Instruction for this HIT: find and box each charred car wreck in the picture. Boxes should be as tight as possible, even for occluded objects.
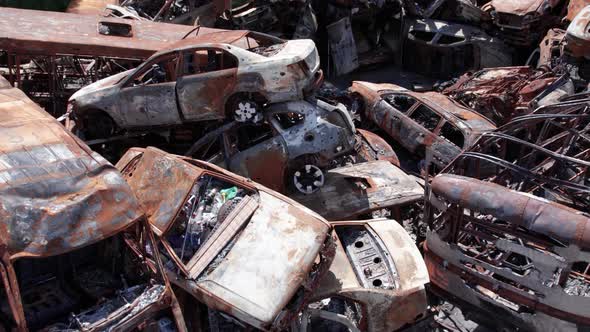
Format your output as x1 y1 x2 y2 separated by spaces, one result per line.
0 76 186 331
424 99 590 331
116 147 336 330
350 81 496 170
66 30 321 142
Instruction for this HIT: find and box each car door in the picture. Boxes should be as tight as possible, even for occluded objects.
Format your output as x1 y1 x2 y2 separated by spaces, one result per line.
373 93 418 144
176 47 239 123
431 120 464 167
222 122 289 192
403 103 442 154
118 52 182 128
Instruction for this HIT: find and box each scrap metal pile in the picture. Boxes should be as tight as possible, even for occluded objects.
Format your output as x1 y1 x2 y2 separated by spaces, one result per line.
0 0 589 331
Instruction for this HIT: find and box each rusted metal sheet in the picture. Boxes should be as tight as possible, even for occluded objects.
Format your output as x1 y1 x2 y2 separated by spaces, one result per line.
66 0 119 15
301 219 429 332
485 0 567 46
0 74 141 259
291 161 423 220
567 0 590 21
441 66 568 125
117 147 335 330
0 7 221 59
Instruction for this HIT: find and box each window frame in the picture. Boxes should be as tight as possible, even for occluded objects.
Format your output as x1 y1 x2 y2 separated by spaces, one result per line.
407 102 443 132
122 51 181 88
178 46 239 78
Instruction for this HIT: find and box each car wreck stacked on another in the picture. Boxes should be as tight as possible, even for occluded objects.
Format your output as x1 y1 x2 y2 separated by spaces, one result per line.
115 147 430 331
65 30 322 142
0 75 187 331
423 98 590 330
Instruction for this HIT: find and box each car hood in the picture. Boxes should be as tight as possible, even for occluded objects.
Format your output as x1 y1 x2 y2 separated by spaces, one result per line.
196 189 330 327
70 69 132 101
490 0 543 15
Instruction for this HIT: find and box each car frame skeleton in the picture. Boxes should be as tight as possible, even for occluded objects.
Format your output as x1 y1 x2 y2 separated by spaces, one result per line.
116 147 336 330
0 76 186 331
423 98 590 331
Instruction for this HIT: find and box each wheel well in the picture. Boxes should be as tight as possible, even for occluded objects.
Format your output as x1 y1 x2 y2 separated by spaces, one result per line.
80 109 118 138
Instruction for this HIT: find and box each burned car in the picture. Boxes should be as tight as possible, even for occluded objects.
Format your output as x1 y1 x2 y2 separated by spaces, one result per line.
423 100 590 330
483 0 568 46
116 147 335 330
184 98 419 221
350 81 496 170
0 76 186 331
403 17 512 78
424 175 590 331
299 218 430 332
66 30 322 140
186 99 397 192
441 66 573 125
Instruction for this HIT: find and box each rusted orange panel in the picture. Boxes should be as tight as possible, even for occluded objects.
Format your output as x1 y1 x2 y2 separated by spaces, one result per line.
0 75 142 259
0 7 223 59
66 0 118 15
567 0 590 21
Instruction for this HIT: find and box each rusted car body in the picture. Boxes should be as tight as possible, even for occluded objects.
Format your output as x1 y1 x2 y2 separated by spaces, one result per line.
423 98 590 330
188 99 395 191
424 175 590 331
116 147 335 330
66 30 321 140
441 66 573 125
299 218 429 332
483 0 567 46
403 17 512 78
185 98 415 220
0 76 186 331
350 81 496 170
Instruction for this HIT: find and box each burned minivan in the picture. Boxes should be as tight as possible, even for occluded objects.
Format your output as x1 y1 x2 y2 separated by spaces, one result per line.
0 76 185 331
116 147 335 330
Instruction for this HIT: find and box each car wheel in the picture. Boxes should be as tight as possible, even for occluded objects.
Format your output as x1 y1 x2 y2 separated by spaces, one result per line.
232 100 262 123
293 164 325 195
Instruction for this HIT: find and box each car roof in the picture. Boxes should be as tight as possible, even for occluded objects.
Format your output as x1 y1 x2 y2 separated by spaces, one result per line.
417 91 497 132
0 76 142 260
